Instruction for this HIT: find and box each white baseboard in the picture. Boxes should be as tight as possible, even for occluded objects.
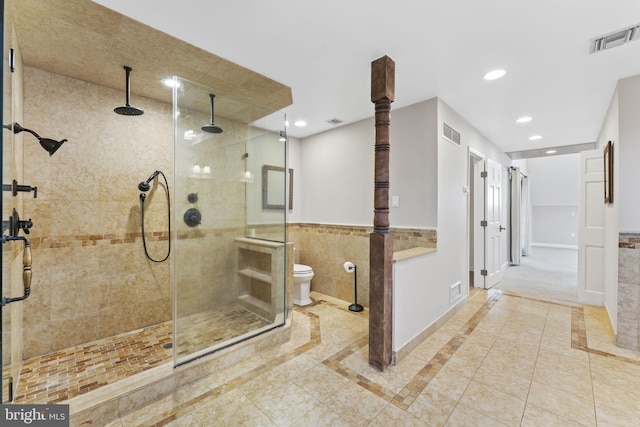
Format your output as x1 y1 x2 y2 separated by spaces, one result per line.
531 242 578 250
579 289 603 306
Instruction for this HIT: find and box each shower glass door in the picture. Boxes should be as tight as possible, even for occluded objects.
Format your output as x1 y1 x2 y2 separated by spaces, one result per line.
2 0 15 403
173 77 287 365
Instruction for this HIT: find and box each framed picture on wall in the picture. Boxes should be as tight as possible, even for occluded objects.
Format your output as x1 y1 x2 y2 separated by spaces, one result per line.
262 165 294 210
604 140 613 204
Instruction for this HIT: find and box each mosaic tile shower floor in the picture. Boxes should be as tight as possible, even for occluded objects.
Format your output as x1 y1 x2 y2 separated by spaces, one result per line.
12 304 270 404
104 290 640 426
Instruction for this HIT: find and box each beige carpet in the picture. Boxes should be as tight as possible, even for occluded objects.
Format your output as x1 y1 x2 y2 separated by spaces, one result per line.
494 246 579 303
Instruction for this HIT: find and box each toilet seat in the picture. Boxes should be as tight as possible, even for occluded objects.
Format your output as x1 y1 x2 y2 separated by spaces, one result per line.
294 264 313 274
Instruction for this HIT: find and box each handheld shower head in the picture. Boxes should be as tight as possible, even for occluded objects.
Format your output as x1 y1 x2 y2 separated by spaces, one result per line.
138 171 160 192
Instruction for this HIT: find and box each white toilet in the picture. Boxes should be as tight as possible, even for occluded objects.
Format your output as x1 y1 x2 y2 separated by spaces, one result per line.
293 264 314 306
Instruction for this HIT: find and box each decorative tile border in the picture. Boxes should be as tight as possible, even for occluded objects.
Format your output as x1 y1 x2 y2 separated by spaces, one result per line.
27 228 249 249
290 222 437 248
571 306 640 366
28 232 166 249
619 232 640 249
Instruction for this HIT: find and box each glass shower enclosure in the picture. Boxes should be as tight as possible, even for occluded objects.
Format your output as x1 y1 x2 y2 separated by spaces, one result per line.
172 77 287 365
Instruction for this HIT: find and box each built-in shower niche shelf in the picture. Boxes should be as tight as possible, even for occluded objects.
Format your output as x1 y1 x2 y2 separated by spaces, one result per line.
235 237 285 323
237 294 272 320
238 268 271 283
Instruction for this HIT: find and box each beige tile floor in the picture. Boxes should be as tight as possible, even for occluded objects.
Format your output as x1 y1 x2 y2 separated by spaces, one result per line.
104 290 640 426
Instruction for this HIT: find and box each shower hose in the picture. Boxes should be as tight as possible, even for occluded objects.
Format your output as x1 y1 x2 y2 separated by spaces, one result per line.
140 170 171 263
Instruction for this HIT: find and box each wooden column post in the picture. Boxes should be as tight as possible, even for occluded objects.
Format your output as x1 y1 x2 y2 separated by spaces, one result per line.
369 55 394 371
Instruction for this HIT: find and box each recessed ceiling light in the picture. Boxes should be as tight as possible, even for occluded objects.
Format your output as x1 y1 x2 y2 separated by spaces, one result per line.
516 116 532 123
545 150 557 154
529 135 542 140
162 78 180 88
294 120 307 127
483 69 506 81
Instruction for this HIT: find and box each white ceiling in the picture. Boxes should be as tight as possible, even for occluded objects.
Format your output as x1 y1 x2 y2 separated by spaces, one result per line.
93 0 640 154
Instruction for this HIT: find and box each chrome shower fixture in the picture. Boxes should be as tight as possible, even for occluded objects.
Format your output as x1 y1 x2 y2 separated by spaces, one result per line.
8 122 67 156
114 66 144 116
201 93 223 134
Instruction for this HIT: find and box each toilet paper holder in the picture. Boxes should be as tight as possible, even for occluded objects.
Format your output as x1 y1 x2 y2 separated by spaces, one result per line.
343 261 363 312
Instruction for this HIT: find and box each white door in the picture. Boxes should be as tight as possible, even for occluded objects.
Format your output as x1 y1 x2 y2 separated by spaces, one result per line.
578 149 605 305
472 157 485 288
483 159 504 288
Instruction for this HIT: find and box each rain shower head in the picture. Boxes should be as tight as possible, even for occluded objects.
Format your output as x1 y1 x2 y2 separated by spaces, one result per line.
201 93 223 134
114 66 144 116
202 123 223 134
11 123 67 156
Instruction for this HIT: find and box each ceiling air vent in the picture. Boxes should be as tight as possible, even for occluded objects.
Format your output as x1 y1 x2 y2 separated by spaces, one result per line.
443 122 461 146
326 118 343 125
590 24 640 54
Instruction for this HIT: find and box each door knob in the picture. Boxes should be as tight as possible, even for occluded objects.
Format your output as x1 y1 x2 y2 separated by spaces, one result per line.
499 226 506 231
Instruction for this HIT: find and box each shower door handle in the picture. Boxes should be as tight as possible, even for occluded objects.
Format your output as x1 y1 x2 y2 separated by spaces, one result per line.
1 236 32 306
23 240 32 289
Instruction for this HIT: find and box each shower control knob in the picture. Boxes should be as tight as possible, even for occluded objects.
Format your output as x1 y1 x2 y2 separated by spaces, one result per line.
6 180 38 198
18 218 33 234
183 208 201 228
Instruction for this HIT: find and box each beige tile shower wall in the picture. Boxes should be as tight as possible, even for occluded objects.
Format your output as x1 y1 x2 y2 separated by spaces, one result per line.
21 66 175 357
289 223 436 307
175 228 244 317
21 67 254 357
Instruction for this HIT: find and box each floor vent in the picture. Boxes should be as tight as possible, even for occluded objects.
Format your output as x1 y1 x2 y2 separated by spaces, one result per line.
443 122 461 146
450 281 462 303
590 24 640 54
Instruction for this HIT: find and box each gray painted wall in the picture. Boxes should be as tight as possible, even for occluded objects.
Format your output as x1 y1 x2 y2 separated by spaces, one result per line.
527 154 579 246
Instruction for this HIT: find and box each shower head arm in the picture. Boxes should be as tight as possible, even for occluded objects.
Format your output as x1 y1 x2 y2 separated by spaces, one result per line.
124 66 132 107
10 123 67 156
209 94 215 124
12 123 41 140
145 170 160 184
